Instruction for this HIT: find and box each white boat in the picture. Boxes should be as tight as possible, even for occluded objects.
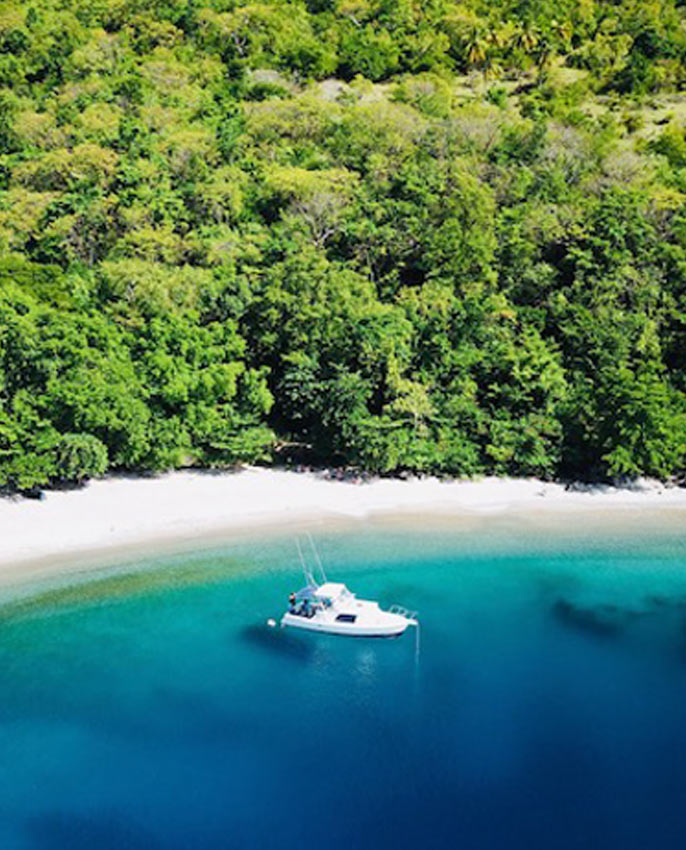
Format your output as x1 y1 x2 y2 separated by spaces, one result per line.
280 538 418 638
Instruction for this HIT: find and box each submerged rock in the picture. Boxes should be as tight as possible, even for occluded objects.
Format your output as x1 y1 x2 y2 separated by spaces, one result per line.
645 595 686 611
552 599 626 638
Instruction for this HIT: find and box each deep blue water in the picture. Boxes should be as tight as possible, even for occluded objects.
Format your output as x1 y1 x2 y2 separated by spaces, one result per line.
2 519 686 849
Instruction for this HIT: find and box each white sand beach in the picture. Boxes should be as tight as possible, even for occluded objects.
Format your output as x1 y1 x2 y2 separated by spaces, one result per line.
1 467 686 586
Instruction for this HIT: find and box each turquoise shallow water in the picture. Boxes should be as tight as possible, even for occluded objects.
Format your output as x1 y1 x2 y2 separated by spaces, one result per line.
1 517 686 849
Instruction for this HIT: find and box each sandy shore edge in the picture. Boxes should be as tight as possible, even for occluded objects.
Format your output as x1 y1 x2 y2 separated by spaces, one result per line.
1 467 685 588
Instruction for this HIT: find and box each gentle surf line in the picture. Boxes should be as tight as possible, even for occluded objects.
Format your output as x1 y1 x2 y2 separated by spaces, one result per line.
1 467 685 588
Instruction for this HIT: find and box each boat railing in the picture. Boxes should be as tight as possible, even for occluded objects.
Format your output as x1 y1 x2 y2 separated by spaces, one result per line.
389 604 418 622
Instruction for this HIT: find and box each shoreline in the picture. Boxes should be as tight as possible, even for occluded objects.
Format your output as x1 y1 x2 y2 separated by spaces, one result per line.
1 467 686 591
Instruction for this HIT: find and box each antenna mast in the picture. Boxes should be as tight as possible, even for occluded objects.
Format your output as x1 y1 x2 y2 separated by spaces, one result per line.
296 537 317 588
307 532 328 585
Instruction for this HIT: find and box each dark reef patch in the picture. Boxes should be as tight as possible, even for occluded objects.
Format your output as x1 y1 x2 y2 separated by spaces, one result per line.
552 599 630 638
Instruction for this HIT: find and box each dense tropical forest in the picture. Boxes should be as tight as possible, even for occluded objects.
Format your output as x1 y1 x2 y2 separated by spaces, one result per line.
2 0 686 490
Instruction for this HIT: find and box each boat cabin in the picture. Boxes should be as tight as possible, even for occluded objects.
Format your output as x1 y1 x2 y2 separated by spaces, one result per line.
289 582 354 619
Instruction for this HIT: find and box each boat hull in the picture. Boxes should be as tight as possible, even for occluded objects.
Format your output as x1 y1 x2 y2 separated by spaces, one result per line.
281 612 411 637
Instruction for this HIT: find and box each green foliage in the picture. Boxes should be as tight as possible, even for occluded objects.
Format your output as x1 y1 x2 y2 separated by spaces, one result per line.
1 0 686 489
53 433 108 483
650 124 686 168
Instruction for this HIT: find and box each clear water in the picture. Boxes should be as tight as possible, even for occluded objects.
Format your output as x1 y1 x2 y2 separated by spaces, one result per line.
2 518 686 850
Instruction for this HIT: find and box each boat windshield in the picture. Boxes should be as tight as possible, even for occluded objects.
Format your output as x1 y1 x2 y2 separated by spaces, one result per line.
314 582 350 602
288 587 324 619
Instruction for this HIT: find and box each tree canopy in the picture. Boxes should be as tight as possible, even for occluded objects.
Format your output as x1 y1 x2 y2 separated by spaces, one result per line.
2 0 686 488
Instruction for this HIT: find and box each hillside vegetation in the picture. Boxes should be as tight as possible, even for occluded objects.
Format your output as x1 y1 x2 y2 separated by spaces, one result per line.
2 0 686 489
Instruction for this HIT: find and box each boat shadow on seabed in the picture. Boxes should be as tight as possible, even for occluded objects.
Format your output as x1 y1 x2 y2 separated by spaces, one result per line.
239 623 314 663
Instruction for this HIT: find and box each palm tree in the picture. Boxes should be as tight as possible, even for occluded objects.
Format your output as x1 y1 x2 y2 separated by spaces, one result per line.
550 19 572 56
515 23 540 54
463 26 489 68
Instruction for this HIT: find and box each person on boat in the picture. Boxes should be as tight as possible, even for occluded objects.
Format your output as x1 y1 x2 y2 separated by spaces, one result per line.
288 592 296 612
